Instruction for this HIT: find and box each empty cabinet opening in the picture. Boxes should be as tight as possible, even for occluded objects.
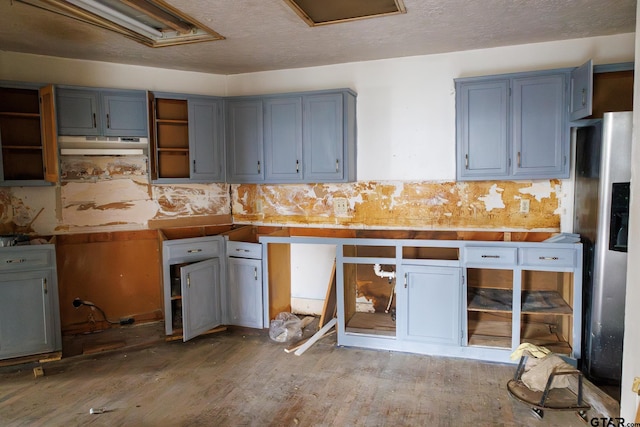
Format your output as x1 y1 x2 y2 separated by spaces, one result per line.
343 244 395 258
520 270 573 355
343 262 396 337
466 268 513 348
402 246 459 261
169 263 187 331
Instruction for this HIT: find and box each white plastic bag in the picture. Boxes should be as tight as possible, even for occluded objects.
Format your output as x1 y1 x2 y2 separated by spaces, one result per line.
269 312 303 342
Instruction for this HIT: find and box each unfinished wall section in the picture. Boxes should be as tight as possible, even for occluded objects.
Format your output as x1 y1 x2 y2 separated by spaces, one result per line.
0 156 231 236
232 180 564 231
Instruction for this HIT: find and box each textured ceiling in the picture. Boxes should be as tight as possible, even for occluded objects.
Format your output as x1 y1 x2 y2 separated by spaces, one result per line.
0 0 636 75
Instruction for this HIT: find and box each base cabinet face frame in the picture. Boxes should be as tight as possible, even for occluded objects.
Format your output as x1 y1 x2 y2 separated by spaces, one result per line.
0 245 61 361
162 236 225 341
324 239 582 364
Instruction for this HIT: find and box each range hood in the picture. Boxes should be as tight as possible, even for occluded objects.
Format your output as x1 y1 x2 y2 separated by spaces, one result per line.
58 136 148 155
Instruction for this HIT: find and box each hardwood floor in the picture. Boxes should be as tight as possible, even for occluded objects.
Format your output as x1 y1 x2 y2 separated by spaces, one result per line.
0 323 588 426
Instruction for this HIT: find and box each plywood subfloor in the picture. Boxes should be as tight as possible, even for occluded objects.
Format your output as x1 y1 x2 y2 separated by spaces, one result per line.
0 326 587 426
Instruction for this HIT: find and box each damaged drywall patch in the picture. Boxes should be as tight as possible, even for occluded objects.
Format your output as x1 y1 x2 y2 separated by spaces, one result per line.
62 180 157 227
478 184 506 211
232 180 562 230
152 183 230 218
60 155 148 181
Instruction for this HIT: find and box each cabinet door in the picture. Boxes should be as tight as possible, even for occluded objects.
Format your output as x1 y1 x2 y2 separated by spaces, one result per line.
570 59 593 121
0 270 56 359
264 97 303 182
102 91 148 137
189 98 224 182
227 257 263 328
303 93 344 182
39 85 58 183
456 80 510 180
226 99 264 183
512 73 568 178
56 88 100 136
403 265 461 345
180 258 221 341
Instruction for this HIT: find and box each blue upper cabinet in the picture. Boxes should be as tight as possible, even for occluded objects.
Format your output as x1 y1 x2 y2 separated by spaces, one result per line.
456 80 509 179
56 88 101 136
226 89 357 184
455 70 570 181
225 99 264 183
264 96 303 182
102 91 148 137
189 97 224 182
570 60 593 121
512 74 567 178
56 87 147 137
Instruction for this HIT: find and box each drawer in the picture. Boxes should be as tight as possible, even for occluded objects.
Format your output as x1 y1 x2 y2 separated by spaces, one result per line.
465 247 517 266
0 249 52 271
166 239 221 261
519 248 575 268
227 241 262 259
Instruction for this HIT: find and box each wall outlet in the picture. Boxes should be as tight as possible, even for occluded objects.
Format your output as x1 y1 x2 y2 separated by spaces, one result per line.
334 198 348 215
520 199 530 214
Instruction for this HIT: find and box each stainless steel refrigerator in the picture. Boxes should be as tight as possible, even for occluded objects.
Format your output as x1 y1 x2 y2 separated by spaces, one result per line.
573 111 632 385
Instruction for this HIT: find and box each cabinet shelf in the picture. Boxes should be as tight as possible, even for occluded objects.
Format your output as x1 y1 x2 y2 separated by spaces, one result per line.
468 288 572 315
2 145 43 150
157 147 189 153
0 112 40 118
156 119 188 124
468 287 512 312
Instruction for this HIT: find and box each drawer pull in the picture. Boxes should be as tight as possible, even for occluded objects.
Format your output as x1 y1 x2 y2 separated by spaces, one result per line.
538 256 559 261
5 258 26 264
187 249 202 254
481 255 501 259
235 248 250 253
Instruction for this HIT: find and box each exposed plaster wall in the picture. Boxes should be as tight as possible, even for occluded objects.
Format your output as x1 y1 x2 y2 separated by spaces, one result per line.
232 180 564 231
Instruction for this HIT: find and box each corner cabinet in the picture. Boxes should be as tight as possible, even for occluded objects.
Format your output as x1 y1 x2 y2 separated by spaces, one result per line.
0 244 61 360
226 89 357 184
149 93 224 183
456 70 570 181
0 82 58 185
162 236 224 341
56 86 147 137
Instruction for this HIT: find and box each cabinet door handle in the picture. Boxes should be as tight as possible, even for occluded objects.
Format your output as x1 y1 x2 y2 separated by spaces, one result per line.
465 154 469 169
193 159 196 173
254 267 258 280
581 88 586 106
335 159 339 172
43 278 48 294
257 161 261 174
481 255 501 259
187 274 191 288
296 159 299 173
187 249 202 253
5 258 26 264
517 152 521 167
92 113 97 128
106 113 110 129
538 256 559 261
